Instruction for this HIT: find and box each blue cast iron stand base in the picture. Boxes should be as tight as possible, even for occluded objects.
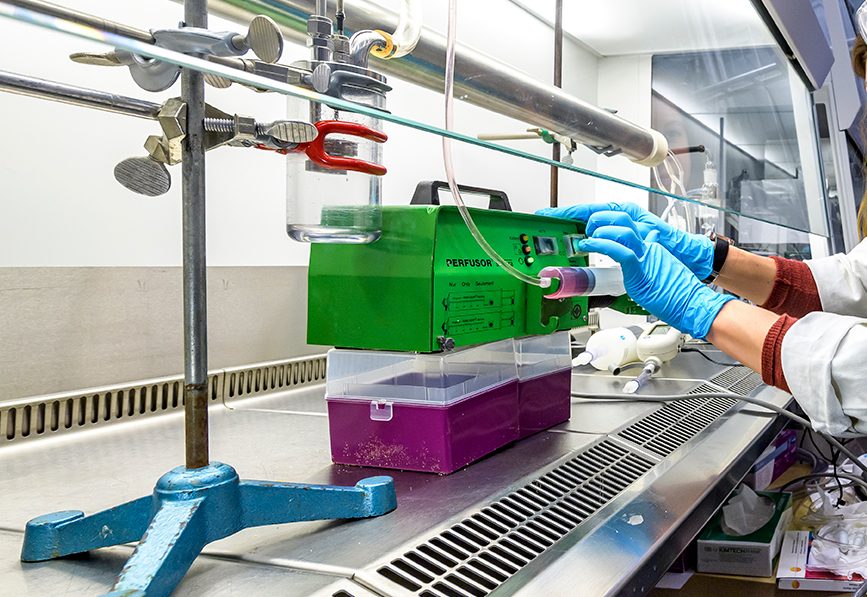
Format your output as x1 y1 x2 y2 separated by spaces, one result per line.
21 462 396 597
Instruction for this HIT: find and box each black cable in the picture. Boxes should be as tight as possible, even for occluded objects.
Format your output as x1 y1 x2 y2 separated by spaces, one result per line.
807 427 836 463
680 347 739 366
831 445 845 506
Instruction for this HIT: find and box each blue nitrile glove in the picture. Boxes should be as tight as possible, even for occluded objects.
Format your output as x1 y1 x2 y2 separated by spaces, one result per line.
578 226 736 339
537 202 714 279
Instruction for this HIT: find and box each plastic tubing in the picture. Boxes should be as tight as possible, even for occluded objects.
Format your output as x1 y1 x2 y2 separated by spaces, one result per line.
443 0 542 287
540 266 625 298
372 0 422 58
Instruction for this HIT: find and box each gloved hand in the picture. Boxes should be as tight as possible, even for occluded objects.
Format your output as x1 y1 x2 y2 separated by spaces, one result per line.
537 202 714 279
578 226 736 339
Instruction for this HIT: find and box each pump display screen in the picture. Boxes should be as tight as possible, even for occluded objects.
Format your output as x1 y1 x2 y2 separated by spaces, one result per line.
650 324 671 335
533 236 558 255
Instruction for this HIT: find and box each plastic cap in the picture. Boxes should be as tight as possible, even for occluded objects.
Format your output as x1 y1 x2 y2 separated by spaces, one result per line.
630 128 669 168
623 380 639 394
573 350 594 366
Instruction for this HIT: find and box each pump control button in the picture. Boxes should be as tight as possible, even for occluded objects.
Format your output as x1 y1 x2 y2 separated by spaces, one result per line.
522 245 532 255
520 234 529 243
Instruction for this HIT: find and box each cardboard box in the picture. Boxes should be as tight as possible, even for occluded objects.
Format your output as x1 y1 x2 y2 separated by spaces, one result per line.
777 530 865 591
744 430 797 491
698 491 793 577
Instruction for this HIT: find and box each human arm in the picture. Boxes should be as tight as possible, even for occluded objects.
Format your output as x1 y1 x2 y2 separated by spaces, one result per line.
704 300 778 373
713 247 775 305
576 226 736 339
806 237 867 317
538 202 715 278
539 201 822 316
707 298 867 436
581 225 867 435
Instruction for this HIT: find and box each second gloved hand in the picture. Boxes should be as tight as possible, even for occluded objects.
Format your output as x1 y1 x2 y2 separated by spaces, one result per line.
578 226 736 339
538 202 714 279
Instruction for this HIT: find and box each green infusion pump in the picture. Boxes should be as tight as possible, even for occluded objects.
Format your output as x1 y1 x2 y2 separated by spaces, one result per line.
307 186 642 353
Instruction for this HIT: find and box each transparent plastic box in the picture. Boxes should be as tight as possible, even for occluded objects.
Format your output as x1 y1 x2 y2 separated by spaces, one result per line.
325 339 519 474
515 331 572 380
326 339 517 406
514 331 572 438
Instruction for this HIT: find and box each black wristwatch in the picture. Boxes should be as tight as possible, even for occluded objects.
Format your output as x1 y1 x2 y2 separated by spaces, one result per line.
701 231 734 284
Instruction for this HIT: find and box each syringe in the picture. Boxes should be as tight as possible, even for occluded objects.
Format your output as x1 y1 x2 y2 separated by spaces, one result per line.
539 266 625 299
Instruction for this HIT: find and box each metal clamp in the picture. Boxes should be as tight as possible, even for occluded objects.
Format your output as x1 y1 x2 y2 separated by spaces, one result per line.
63 7 285 92
115 96 318 196
275 120 387 176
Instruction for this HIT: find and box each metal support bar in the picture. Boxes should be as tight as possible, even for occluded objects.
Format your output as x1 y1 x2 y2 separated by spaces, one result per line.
0 69 161 119
550 0 563 208
4 0 154 42
182 0 210 471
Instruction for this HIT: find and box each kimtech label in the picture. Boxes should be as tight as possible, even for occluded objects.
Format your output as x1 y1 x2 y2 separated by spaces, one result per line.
445 258 494 267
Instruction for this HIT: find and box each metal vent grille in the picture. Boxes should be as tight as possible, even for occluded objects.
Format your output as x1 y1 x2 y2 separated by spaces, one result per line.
617 366 760 458
726 371 764 397
223 357 326 401
617 396 735 457
0 355 327 447
708 366 758 394
375 440 655 596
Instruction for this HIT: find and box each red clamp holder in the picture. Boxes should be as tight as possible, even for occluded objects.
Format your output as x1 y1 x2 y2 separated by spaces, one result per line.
260 120 388 176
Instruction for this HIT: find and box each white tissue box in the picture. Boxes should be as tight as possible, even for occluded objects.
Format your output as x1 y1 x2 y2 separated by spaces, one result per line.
697 491 793 577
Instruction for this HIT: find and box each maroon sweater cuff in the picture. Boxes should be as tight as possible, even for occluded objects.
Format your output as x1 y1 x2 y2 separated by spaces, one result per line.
761 314 798 393
759 256 822 317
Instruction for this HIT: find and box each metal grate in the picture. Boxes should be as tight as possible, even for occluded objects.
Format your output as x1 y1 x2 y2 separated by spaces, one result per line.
374 440 656 596
727 372 764 397
708 367 758 393
0 354 327 447
617 366 761 458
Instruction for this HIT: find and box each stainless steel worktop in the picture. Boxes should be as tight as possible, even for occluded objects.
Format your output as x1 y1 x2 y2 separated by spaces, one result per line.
0 349 790 597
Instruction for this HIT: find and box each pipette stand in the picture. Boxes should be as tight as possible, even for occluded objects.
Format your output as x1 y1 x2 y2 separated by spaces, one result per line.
19 1 397 595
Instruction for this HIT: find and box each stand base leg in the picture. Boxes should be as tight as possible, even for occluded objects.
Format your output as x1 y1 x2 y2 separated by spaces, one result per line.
21 496 151 562
104 499 206 597
22 462 397 597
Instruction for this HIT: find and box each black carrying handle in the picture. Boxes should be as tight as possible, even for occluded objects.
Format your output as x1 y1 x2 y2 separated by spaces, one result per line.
410 180 512 212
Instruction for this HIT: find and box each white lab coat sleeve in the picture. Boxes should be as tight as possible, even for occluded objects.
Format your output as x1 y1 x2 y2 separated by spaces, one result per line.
781 312 867 435
807 238 867 317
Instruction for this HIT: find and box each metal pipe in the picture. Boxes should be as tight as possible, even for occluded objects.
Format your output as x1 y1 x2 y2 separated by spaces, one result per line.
0 69 161 119
182 0 210 470
3 0 153 42
204 0 667 166
349 29 387 67
718 117 726 201
550 0 563 208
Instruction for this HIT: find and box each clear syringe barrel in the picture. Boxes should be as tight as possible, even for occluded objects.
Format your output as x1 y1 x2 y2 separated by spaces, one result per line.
540 267 625 299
